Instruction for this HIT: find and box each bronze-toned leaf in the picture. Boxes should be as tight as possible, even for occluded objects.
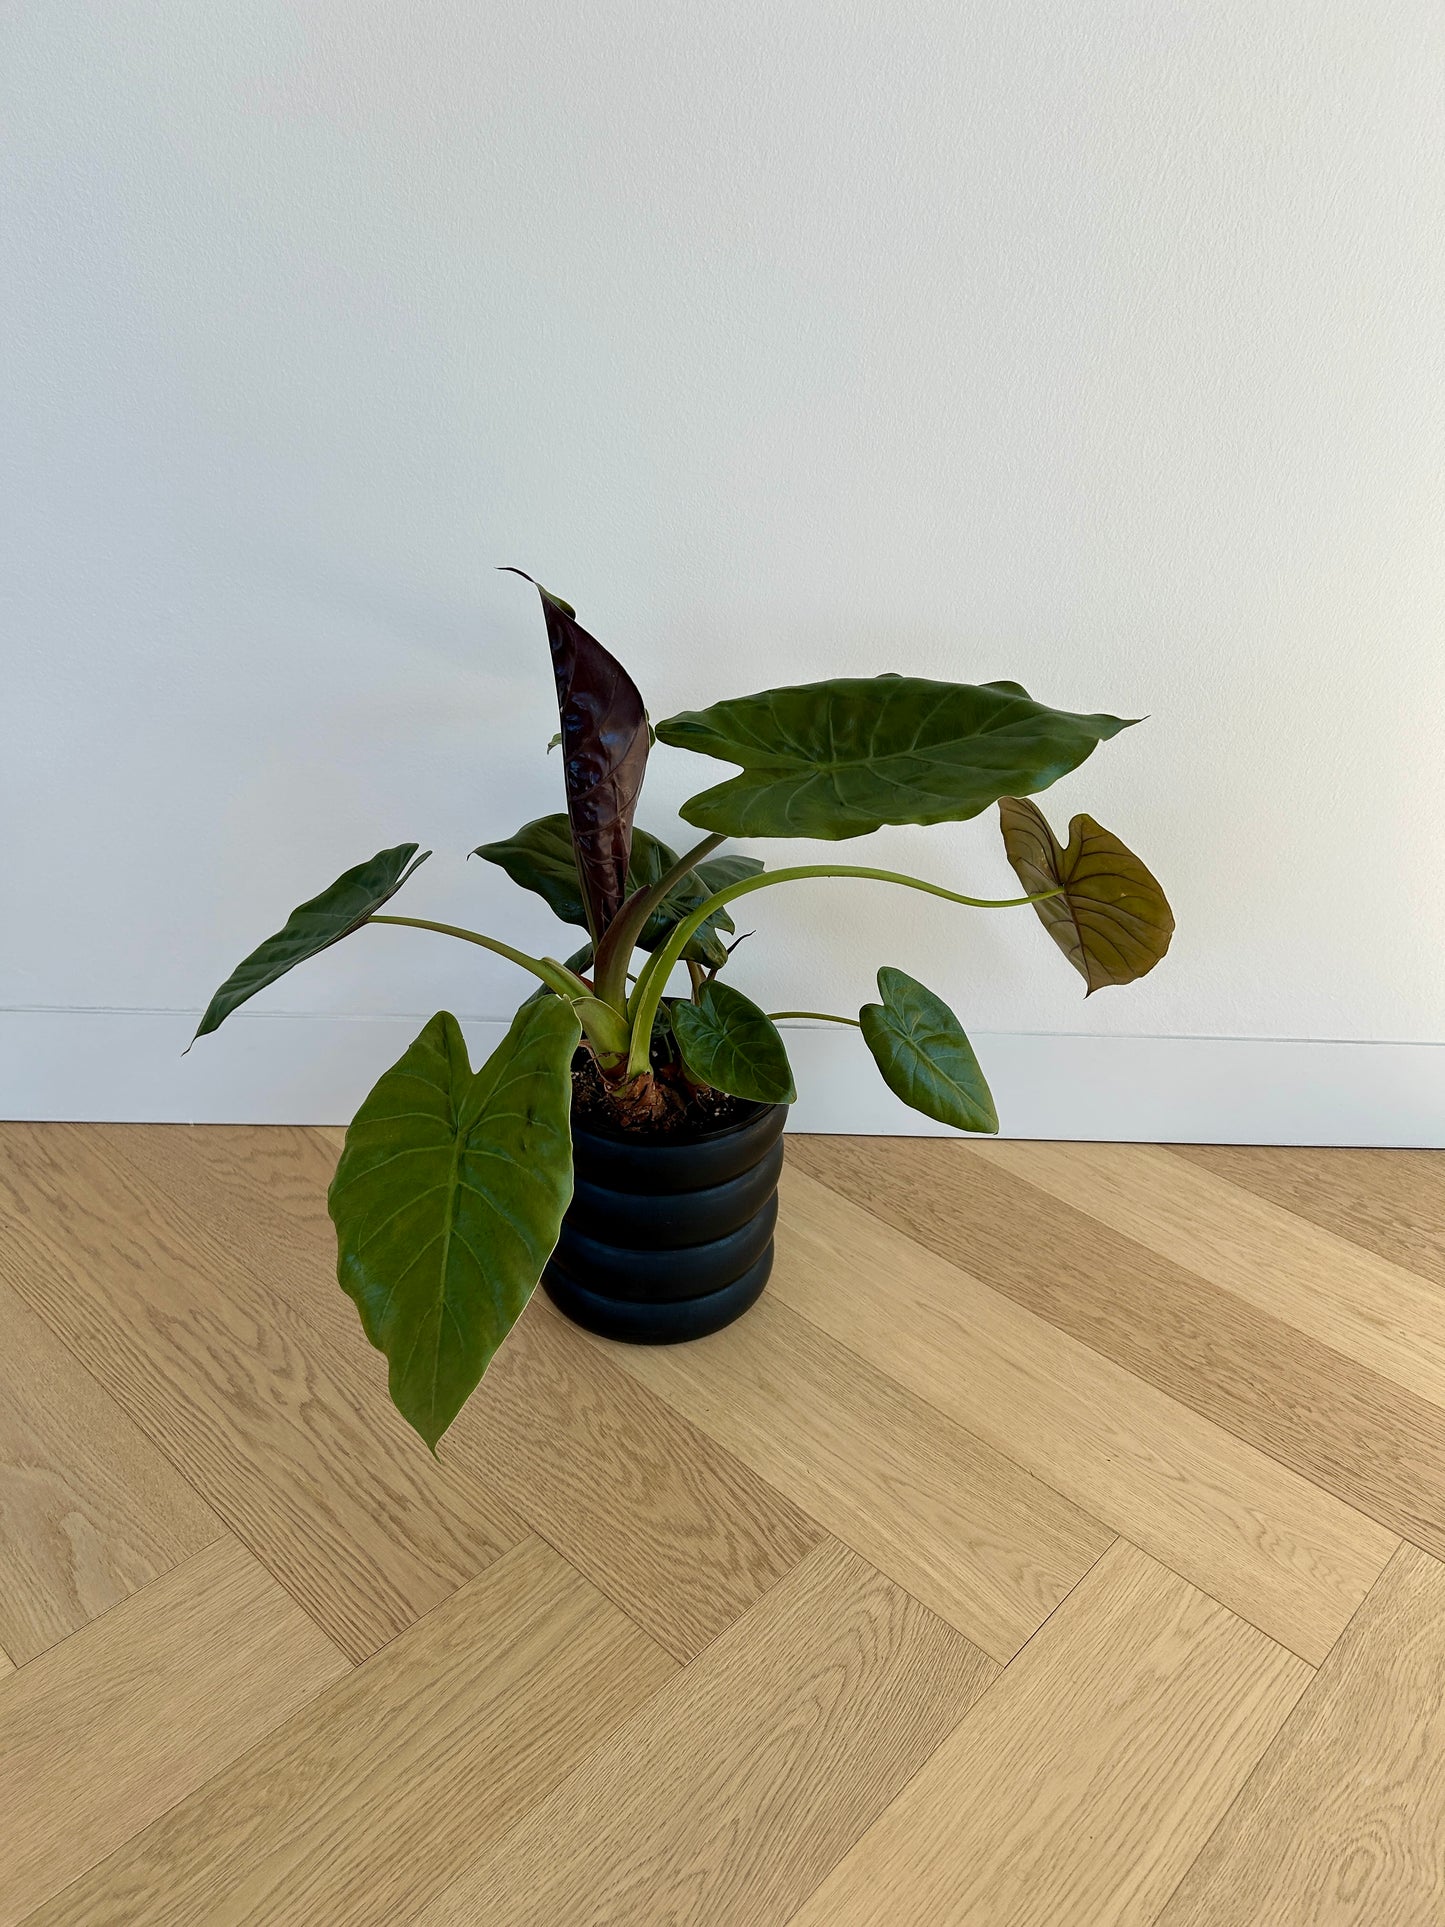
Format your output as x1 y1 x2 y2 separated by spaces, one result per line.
504 569 650 940
998 796 1173 994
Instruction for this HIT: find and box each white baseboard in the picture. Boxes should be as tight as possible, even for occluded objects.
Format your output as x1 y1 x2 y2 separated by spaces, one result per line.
3 1007 1443 1145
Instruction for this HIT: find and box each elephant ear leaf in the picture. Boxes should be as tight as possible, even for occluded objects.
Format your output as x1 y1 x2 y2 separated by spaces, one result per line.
671 981 796 1104
328 998 581 1450
192 843 429 1043
504 569 650 941
860 967 997 1133
997 796 1174 993
656 675 1134 840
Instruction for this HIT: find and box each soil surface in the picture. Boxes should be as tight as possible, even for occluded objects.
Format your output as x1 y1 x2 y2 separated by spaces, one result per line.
570 1050 753 1139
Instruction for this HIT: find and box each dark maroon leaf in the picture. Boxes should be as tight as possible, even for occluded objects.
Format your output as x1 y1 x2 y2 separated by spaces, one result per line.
502 569 650 940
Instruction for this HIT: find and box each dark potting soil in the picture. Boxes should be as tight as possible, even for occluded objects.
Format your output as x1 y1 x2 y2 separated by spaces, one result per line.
570 1050 754 1141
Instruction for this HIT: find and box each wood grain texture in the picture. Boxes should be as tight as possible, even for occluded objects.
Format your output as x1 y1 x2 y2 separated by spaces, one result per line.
0 1121 527 1661
790 1539 1311 1927
116 1123 820 1663
0 1276 219 1665
415 1538 998 1927
1175 1141 1445 1290
605 1290 1113 1662
0 1535 348 1926
771 1164 1395 1664
977 1137 1445 1406
1160 1543 1445 1926
30 1536 675 1927
450 1299 823 1661
793 1135 1445 1565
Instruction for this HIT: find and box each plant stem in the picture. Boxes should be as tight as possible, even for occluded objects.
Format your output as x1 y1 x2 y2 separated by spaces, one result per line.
686 960 706 1002
370 915 591 1000
591 832 727 1009
624 865 1060 1078
767 1010 862 1026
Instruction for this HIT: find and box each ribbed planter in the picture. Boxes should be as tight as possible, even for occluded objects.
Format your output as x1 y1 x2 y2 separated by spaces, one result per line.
542 1099 788 1343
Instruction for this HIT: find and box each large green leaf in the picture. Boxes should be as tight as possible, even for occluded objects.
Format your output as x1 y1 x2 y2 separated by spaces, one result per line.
671 981 796 1104
192 843 429 1042
997 796 1174 994
328 1000 581 1450
656 676 1135 840
474 816 758 967
859 967 998 1133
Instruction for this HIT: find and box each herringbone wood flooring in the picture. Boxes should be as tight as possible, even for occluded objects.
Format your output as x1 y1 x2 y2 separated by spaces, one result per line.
4 1123 1445 1923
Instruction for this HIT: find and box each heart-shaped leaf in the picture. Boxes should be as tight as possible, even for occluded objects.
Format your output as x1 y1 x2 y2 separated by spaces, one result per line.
860 967 998 1133
506 571 650 939
671 981 796 1104
656 676 1135 840
329 999 581 1450
474 816 758 968
192 843 429 1043
997 796 1174 994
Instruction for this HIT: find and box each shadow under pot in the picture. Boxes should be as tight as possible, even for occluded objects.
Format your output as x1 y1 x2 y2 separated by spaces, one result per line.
543 1099 788 1344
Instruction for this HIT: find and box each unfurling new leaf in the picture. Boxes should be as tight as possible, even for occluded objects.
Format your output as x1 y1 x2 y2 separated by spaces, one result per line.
328 1000 581 1450
997 796 1174 994
506 570 650 939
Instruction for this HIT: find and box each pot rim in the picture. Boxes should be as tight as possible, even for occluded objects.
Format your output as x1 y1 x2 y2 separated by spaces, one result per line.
569 1094 787 1153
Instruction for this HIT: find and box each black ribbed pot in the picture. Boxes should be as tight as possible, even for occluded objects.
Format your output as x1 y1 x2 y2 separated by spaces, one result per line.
543 1099 788 1343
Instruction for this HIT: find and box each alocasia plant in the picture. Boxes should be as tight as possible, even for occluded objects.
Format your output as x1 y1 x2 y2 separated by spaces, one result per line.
194 574 1173 1446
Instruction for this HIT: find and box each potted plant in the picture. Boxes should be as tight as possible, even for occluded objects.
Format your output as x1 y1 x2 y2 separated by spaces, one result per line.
193 572 1173 1448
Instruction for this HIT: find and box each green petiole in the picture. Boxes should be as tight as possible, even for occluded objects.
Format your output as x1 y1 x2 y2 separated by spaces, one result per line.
624 866 1061 1078
370 915 592 1001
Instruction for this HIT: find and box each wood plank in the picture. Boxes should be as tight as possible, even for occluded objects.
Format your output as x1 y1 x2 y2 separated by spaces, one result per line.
1160 1543 1445 1925
976 1137 1445 1406
0 1276 220 1664
605 1290 1113 1663
0 1121 526 1662
121 1122 823 1664
790 1539 1310 1927
414 1538 998 1927
450 1300 824 1662
0 1535 348 1926
792 1136 1445 1567
1174 1141 1445 1290
113 1122 823 1663
114 1122 824 1663
770 1164 1395 1664
28 1535 676 1927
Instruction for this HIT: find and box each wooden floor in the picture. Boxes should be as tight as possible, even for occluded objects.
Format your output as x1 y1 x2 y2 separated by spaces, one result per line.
4 1127 1445 1923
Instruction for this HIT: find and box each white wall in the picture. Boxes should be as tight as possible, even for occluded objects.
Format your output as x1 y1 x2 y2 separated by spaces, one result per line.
5 3 1445 1137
